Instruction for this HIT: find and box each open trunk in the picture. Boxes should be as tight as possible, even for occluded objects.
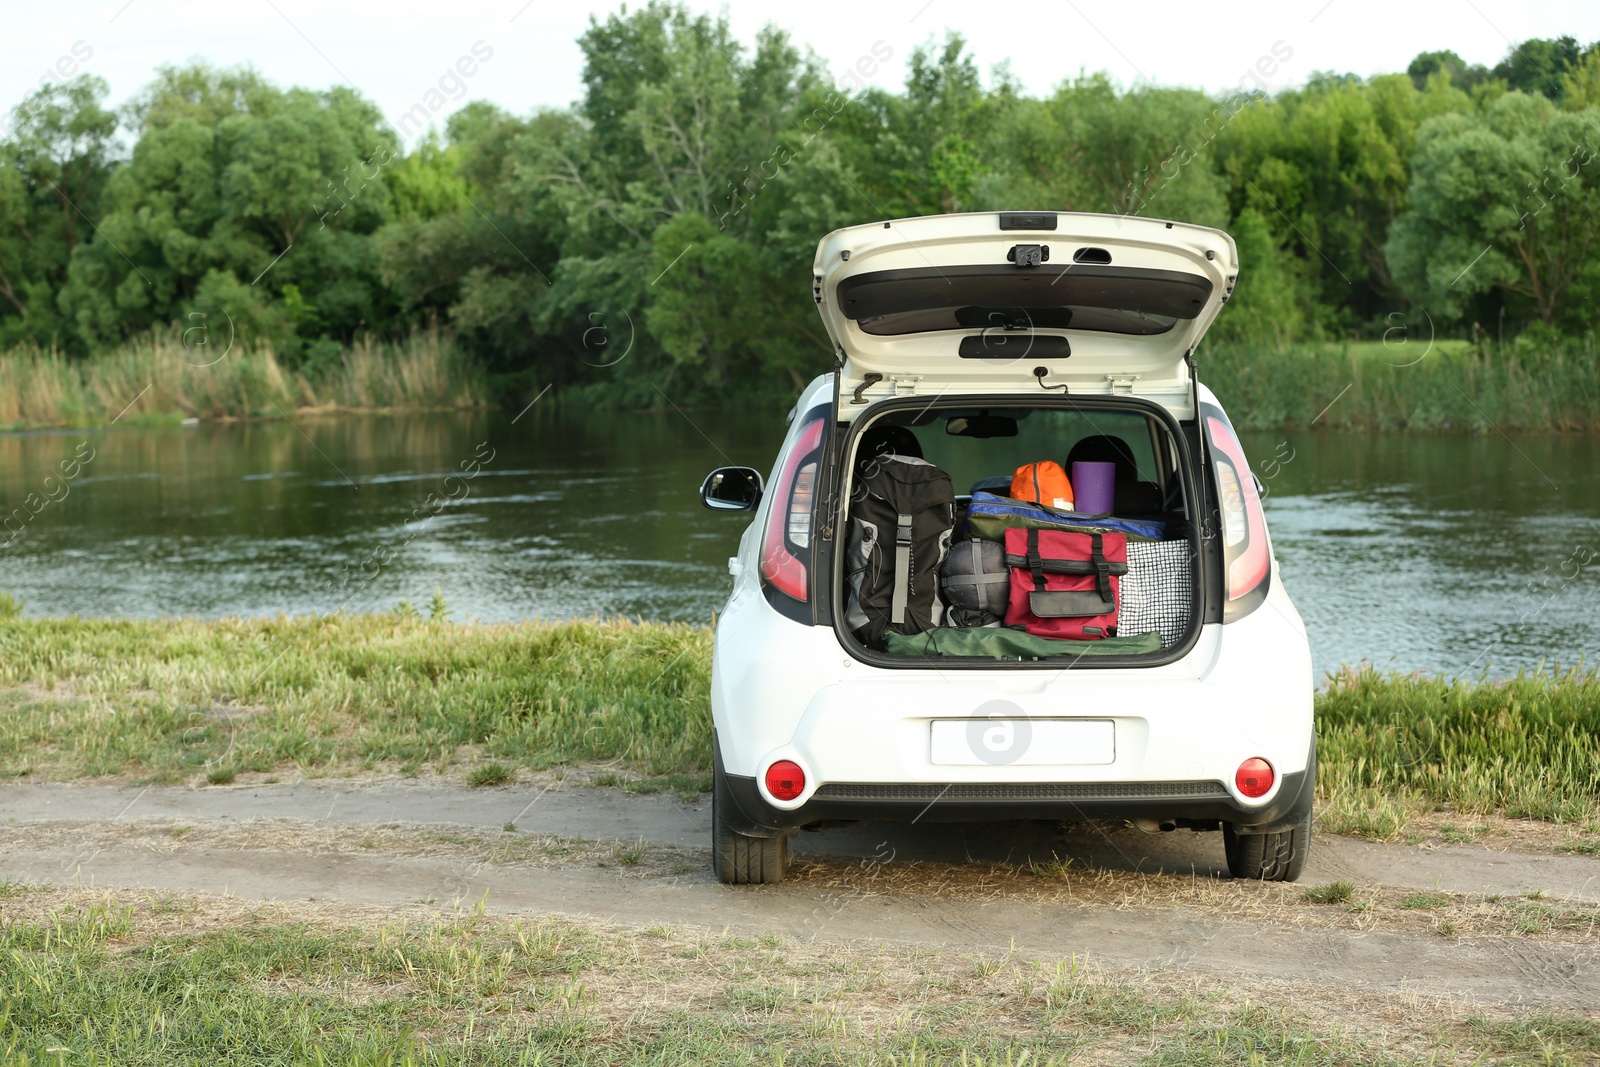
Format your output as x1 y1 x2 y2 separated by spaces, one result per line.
830 394 1206 668
812 211 1238 668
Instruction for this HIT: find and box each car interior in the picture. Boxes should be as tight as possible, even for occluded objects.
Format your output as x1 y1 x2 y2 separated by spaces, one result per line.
835 402 1203 663
852 405 1191 537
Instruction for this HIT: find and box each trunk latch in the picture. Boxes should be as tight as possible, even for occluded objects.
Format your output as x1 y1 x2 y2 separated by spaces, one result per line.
1007 244 1048 267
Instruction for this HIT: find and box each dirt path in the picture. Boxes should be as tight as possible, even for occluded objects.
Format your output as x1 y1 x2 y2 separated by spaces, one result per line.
3 781 1597 1013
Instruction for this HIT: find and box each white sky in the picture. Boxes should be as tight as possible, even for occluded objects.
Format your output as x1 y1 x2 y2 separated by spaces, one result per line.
6 0 1600 146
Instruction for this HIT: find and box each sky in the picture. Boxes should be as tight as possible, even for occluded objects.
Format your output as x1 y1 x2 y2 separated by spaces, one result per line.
6 0 1600 146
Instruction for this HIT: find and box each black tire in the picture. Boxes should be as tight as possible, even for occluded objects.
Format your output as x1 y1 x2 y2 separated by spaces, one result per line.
1224 812 1311 882
711 767 788 884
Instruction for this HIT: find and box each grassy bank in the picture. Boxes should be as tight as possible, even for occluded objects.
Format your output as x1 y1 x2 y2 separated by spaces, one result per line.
6 332 1600 433
2 885 1594 1066
2 614 1597 838
0 328 487 429
1317 666 1600 838
1203 338 1600 431
0 613 711 791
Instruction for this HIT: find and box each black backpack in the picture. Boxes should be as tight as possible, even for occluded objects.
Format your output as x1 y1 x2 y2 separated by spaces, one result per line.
844 455 955 646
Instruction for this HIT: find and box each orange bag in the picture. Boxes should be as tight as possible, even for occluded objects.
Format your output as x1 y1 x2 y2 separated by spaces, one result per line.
1010 461 1074 511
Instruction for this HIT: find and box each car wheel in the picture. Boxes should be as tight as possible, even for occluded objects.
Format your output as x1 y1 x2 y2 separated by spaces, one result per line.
1223 812 1311 882
712 766 789 884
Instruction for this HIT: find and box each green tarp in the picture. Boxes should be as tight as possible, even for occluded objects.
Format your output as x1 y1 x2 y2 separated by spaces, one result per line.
883 627 1162 660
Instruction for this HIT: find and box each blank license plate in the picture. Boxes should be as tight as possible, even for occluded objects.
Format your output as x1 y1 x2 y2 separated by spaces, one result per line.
929 719 1115 767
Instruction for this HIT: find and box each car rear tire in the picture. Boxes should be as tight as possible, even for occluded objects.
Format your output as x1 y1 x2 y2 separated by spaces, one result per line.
712 767 789 884
1224 812 1311 882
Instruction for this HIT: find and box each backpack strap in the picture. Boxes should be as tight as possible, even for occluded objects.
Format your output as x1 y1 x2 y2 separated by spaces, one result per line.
1027 528 1046 592
1089 532 1113 603
891 512 913 624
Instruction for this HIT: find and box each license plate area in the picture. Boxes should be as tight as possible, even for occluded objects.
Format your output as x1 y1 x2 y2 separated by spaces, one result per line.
929 719 1116 767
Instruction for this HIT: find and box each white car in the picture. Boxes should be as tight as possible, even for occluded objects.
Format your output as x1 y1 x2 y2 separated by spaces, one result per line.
700 211 1314 884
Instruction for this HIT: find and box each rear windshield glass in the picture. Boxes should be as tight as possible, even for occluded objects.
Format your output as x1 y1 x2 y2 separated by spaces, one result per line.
874 407 1166 499
838 265 1210 337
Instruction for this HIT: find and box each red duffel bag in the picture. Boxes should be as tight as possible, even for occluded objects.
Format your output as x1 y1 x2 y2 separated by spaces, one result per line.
1002 526 1128 640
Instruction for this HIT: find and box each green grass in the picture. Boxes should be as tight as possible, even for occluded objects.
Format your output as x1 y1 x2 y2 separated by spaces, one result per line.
1202 337 1600 431
1300 881 1355 905
1 616 1597 842
1316 667 1600 837
467 762 515 788
4 888 1589 1066
1464 1013 1600 1066
0 326 486 429
0 614 711 786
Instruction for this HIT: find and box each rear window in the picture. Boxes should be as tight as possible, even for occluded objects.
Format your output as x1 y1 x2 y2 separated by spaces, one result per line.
837 265 1211 337
892 408 1163 497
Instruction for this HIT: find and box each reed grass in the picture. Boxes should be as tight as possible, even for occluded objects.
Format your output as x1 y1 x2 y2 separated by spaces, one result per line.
1202 337 1600 431
0 327 486 429
1 613 1596 841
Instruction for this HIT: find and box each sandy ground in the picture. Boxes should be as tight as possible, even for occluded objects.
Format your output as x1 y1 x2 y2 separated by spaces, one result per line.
2 780 1596 1014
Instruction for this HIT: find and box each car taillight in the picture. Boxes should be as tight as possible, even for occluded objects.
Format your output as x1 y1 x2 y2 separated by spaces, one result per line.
1203 410 1271 621
1236 757 1274 798
761 415 825 603
764 760 806 801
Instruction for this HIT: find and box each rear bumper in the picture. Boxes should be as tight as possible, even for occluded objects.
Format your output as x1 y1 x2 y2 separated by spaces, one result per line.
723 740 1315 835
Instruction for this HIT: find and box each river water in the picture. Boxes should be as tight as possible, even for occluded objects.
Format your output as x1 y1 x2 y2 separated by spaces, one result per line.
2 409 1596 682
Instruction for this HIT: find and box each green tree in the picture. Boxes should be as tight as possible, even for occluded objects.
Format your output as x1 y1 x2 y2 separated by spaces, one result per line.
378 2 830 394
1386 92 1600 328
1207 207 1319 346
1406 50 1490 94
58 69 397 358
1213 71 1472 333
1492 36 1583 98
0 75 118 349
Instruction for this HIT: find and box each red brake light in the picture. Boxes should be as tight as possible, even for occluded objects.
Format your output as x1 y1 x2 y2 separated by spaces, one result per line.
1236 758 1274 798
764 760 806 801
1204 413 1271 620
760 416 825 603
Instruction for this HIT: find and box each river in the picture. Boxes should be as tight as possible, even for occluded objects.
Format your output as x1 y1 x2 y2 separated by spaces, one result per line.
2 409 1596 683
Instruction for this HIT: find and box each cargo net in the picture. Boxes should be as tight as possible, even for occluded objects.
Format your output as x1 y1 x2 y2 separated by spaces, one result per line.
1120 541 1193 649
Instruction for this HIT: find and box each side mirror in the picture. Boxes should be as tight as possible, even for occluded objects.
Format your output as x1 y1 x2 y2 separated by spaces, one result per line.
700 466 764 511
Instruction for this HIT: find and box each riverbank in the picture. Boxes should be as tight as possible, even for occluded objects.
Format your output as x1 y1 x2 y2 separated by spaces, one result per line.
6 333 1600 432
1 613 1595 841
0 329 487 429
1204 338 1600 431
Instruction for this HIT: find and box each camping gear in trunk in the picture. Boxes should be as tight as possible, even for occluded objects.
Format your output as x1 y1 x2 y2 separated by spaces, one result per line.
938 538 1009 627
1070 461 1117 515
884 627 1159 659
1120 540 1194 648
844 455 955 646
1002 526 1128 639
966 492 1165 542
1010 461 1074 510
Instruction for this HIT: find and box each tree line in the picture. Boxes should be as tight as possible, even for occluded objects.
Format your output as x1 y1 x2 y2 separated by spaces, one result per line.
6 3 1600 404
